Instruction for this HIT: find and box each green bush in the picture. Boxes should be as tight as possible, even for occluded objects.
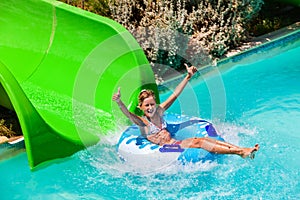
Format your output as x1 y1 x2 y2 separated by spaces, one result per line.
60 0 111 17
61 0 264 72
109 0 263 73
246 0 300 37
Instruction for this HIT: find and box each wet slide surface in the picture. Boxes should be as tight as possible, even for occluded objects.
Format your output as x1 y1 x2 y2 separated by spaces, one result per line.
0 0 158 169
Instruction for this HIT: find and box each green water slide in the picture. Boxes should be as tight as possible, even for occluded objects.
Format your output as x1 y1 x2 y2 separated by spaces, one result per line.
0 0 158 170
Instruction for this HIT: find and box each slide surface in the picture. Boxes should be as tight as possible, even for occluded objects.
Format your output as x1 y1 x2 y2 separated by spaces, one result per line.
0 0 158 169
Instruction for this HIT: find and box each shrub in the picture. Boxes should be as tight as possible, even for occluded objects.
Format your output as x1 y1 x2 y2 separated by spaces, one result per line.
60 0 264 73
60 0 111 17
246 0 300 37
109 0 263 73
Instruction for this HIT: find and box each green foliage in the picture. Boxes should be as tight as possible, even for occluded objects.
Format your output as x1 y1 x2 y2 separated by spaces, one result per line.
60 0 111 17
246 0 300 36
109 0 263 72
61 0 264 72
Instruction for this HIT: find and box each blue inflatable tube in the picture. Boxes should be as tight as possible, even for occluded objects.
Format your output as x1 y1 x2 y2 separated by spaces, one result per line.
117 113 224 169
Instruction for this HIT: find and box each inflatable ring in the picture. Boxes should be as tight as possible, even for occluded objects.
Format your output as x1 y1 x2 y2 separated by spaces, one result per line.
117 113 224 168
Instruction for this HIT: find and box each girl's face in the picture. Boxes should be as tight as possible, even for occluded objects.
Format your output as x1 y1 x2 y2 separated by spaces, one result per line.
140 96 157 118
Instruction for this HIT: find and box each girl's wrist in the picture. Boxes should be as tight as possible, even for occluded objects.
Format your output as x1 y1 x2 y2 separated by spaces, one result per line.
186 74 191 80
117 101 125 108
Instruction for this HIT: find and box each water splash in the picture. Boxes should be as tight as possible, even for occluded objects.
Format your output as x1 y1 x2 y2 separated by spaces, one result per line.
74 118 258 178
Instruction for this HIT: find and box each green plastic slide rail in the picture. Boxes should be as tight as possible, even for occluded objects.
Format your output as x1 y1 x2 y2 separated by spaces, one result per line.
0 0 158 170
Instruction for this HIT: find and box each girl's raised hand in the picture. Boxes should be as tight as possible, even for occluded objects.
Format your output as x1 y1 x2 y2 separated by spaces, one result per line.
112 87 121 102
184 63 198 79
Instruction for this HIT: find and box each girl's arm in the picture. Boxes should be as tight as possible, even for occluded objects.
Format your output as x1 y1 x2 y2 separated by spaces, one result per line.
112 87 146 126
160 64 197 110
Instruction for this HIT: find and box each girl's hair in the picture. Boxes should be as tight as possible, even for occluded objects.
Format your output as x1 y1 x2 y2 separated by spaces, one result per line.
138 89 155 107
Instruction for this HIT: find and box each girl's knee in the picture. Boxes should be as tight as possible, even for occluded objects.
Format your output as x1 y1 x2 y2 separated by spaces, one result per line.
191 137 204 147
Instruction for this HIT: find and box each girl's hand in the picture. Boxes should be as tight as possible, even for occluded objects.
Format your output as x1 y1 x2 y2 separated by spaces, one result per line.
184 63 197 79
112 87 121 102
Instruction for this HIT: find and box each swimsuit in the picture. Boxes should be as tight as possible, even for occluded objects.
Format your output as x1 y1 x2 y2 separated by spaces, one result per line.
173 140 182 145
144 117 167 135
143 117 183 146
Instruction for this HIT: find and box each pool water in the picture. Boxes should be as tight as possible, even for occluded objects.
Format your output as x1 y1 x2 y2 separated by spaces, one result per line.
1 33 300 199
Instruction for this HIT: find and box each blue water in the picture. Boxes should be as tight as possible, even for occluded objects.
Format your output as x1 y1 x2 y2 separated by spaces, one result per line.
1 34 300 199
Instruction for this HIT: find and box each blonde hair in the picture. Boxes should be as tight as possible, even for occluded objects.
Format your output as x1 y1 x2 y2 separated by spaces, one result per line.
138 89 156 107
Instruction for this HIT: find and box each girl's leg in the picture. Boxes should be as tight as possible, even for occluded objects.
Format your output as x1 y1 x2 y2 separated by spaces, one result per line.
204 137 241 149
180 137 259 158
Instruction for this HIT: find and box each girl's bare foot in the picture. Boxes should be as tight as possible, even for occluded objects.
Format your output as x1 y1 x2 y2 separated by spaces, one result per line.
241 144 260 159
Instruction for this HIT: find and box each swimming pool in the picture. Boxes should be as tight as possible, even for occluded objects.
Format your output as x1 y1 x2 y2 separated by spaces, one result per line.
1 30 300 199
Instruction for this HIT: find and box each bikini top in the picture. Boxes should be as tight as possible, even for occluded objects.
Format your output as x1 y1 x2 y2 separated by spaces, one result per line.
143 116 167 135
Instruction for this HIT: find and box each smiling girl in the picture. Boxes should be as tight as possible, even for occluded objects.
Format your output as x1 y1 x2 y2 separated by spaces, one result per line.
112 64 259 159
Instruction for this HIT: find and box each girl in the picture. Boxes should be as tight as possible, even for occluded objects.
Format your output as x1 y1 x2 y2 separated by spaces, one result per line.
112 64 259 159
